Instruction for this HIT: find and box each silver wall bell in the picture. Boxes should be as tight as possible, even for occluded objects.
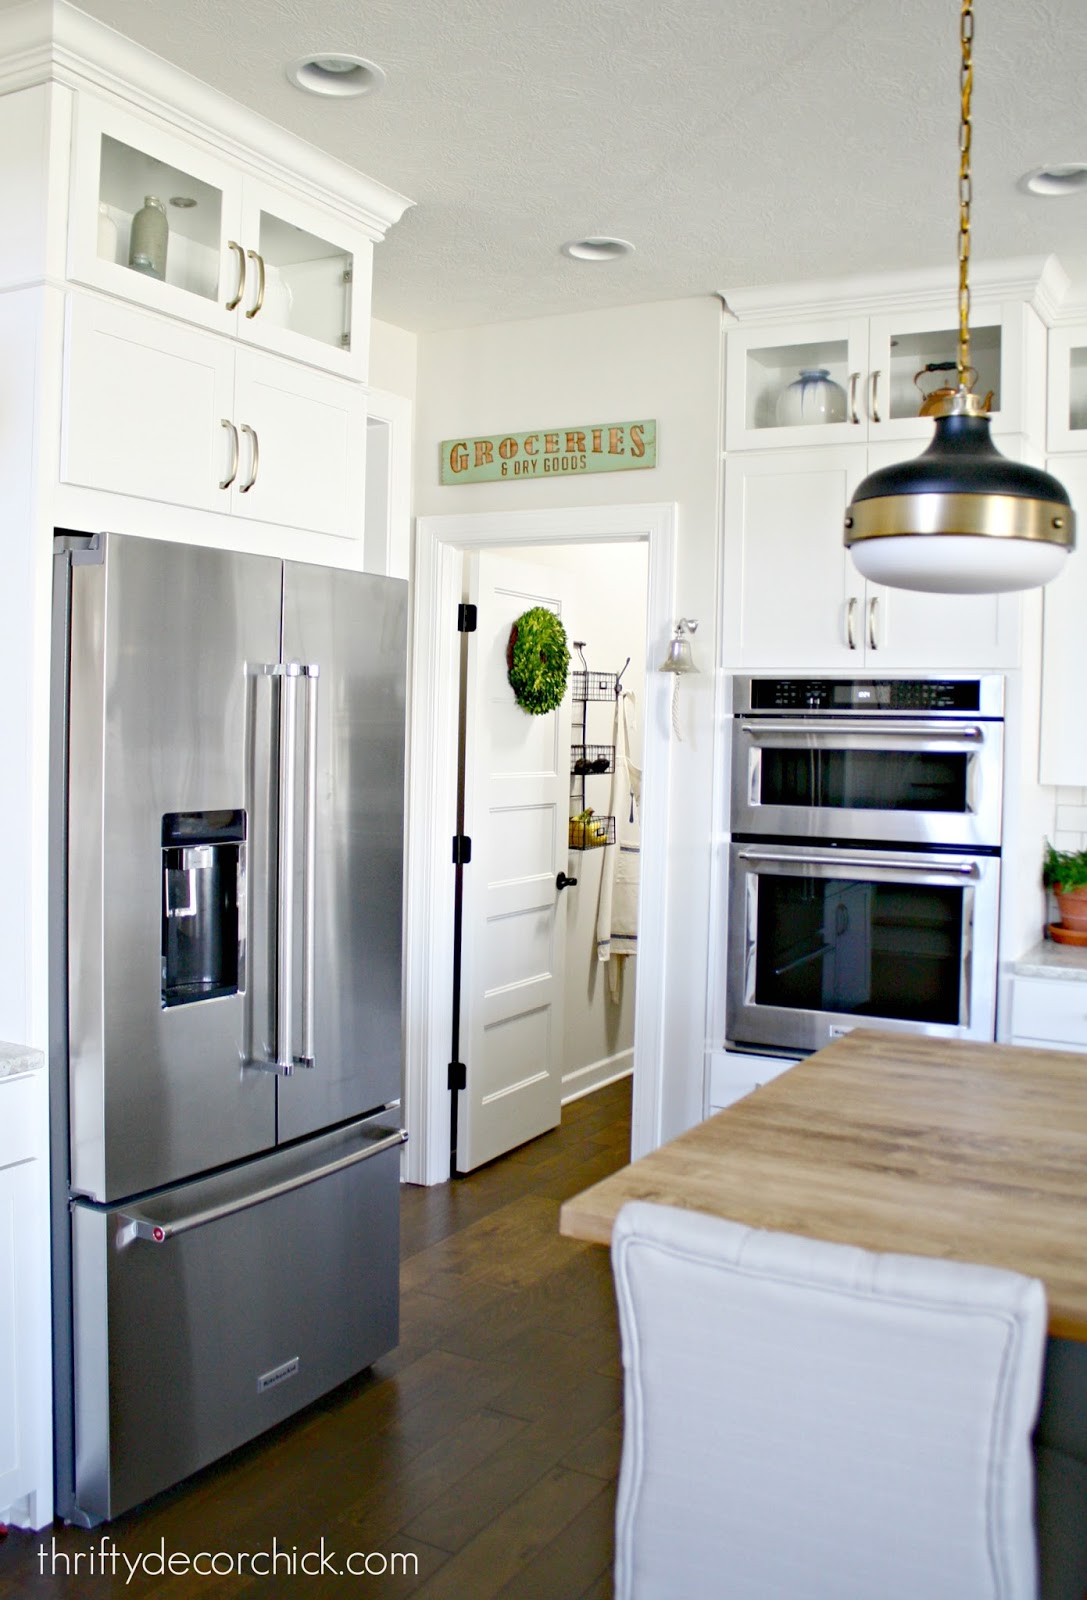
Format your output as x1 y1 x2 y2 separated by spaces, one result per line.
660 618 698 674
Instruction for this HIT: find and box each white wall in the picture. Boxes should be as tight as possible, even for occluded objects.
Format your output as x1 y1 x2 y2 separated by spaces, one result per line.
370 316 418 404
495 540 648 1098
415 296 724 1138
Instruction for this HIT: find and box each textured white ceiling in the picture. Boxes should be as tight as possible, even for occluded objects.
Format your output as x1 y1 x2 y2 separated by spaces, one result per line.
22 0 1087 330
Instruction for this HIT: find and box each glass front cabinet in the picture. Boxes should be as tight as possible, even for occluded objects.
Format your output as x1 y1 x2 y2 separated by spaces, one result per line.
1047 326 1087 452
68 97 372 379
724 301 1029 453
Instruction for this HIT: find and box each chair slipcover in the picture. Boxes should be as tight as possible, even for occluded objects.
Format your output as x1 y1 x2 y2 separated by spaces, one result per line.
611 1200 1049 1600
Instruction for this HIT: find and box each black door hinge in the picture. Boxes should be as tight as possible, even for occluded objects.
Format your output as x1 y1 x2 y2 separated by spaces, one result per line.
452 834 472 866
457 602 478 633
447 1061 467 1092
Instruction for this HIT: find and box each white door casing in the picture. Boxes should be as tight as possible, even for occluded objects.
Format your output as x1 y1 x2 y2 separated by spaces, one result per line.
455 553 573 1172
404 503 676 1187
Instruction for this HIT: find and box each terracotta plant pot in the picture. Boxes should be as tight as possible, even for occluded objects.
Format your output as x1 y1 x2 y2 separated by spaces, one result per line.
1055 885 1087 933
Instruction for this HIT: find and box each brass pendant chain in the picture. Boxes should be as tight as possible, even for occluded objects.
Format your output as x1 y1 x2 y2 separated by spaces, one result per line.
958 0 973 389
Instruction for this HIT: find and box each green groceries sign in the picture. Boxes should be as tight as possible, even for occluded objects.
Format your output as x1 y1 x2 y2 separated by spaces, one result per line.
441 420 656 485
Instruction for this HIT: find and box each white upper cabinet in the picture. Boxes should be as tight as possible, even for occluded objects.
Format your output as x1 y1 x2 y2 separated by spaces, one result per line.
1046 326 1087 453
68 97 373 379
722 262 1058 454
722 444 1022 674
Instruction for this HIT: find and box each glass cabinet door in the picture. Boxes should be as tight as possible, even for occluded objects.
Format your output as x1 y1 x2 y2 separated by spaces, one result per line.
724 318 869 451
69 98 238 336
866 306 1006 441
1047 327 1087 452
237 186 372 379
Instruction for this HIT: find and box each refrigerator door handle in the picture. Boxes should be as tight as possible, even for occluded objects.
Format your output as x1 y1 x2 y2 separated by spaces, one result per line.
297 664 320 1070
275 662 303 1073
115 1128 408 1244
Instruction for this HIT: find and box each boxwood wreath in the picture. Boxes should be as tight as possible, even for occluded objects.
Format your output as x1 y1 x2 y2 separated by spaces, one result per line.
506 607 570 715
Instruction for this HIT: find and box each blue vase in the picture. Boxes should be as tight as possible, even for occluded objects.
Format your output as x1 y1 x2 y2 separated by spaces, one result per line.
776 367 847 426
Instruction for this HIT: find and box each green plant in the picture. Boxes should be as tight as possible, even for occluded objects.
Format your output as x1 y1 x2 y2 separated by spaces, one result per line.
506 607 570 716
1043 841 1087 892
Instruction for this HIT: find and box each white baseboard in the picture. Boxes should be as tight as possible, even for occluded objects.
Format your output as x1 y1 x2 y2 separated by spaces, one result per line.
561 1049 634 1105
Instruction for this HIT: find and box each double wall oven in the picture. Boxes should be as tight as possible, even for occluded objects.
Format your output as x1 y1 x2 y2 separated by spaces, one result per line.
726 675 1004 1056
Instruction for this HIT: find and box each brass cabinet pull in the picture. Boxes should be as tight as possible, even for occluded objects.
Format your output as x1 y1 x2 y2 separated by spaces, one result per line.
219 418 239 489
868 595 879 650
846 596 858 650
848 371 861 424
224 241 245 311
869 368 882 423
238 424 259 492
245 249 266 318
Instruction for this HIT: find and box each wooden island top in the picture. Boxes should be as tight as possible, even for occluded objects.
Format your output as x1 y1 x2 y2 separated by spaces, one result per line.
560 1029 1087 1341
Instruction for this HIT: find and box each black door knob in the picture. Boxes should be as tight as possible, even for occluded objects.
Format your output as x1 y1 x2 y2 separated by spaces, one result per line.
556 871 578 891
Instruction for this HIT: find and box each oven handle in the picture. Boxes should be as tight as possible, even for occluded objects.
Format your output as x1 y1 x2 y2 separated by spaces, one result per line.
737 848 981 879
739 721 986 742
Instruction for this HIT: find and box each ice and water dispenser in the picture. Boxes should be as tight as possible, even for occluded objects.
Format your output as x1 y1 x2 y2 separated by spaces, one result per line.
161 810 246 1006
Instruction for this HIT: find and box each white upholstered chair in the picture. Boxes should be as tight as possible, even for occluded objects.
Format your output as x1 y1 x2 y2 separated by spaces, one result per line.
611 1200 1050 1600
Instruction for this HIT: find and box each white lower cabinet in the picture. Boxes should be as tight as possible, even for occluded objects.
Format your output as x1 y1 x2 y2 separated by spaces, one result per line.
61 293 366 540
721 445 1022 672
1010 977 1087 1052
708 1049 798 1113
0 1074 45 1523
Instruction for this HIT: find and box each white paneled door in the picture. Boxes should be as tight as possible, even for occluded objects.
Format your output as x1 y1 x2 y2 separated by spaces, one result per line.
455 553 574 1173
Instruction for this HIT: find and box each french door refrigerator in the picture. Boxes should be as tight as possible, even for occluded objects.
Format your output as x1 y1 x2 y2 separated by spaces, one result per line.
49 532 408 1525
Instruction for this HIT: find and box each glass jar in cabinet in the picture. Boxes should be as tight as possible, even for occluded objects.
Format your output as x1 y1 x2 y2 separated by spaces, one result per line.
68 97 371 379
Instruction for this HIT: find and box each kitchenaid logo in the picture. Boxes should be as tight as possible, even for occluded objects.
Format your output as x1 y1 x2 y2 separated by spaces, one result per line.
441 419 656 483
257 1356 300 1393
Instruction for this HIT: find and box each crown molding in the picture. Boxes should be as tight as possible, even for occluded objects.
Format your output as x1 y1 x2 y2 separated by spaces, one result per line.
719 255 1069 328
0 0 413 239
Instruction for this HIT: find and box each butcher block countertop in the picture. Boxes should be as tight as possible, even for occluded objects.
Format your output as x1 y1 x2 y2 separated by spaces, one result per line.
560 1029 1087 1342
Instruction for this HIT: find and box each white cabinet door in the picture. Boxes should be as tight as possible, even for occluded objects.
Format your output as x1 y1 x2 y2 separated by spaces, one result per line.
724 317 869 452
1047 326 1087 453
0 1158 34 1509
237 181 372 380
866 302 1018 443
69 95 240 339
721 446 866 671
230 349 366 539
61 293 235 513
1040 457 1087 786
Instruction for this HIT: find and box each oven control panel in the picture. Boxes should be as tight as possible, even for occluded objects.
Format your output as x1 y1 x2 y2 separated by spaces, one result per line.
742 676 1002 715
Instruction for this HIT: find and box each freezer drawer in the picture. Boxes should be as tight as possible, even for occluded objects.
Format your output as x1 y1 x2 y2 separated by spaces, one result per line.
68 1115 404 1524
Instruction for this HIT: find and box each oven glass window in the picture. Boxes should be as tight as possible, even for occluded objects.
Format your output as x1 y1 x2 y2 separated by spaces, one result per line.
758 749 968 813
754 876 964 1024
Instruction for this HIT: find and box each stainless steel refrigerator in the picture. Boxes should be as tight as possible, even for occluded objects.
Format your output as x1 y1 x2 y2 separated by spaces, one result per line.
49 531 408 1525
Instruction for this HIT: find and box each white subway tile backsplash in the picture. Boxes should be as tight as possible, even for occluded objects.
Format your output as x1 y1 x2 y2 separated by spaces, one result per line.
1055 805 1087 834
1052 830 1085 853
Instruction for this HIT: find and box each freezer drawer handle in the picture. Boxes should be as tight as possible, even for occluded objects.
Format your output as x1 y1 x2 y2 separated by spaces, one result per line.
116 1128 408 1244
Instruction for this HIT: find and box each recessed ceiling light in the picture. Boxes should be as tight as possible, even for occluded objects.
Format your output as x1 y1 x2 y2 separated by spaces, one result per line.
560 237 635 262
286 54 386 98
1022 163 1087 197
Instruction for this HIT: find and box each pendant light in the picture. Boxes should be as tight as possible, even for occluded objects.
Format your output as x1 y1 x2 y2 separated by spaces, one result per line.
844 1 1075 594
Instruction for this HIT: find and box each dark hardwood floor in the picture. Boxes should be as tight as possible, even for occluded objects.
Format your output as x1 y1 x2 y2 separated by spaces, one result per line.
0 1077 631 1598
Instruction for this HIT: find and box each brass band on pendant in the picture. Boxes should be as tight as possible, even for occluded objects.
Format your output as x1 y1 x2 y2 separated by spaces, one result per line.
844 492 1076 546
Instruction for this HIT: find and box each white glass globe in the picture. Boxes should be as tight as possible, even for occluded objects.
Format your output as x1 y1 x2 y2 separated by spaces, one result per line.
849 535 1070 595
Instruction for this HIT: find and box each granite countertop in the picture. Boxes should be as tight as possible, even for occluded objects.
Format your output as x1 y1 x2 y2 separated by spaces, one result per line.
1013 941 1087 981
0 1042 45 1080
